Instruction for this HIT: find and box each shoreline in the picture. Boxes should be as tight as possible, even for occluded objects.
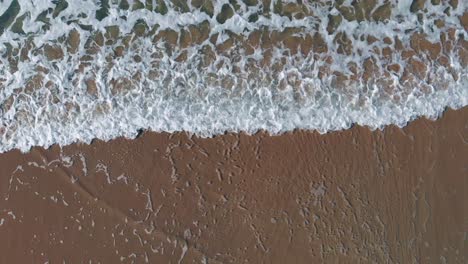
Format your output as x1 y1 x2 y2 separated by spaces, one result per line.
2 105 465 155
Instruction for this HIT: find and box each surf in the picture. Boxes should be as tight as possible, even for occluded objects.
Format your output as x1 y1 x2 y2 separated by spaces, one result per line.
0 0 466 152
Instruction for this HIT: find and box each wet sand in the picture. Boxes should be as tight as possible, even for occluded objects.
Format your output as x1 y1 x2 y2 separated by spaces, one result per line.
0 106 466 263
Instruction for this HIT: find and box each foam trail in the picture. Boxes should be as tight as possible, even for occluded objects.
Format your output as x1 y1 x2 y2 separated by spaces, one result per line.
0 0 467 153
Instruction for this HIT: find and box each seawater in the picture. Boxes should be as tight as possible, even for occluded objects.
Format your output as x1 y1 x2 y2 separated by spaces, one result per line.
0 0 467 152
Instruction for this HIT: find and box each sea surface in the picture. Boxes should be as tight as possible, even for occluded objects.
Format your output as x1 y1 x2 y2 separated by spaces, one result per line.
0 0 467 152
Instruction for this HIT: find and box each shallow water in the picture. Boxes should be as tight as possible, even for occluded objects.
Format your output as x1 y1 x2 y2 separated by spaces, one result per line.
0 0 467 152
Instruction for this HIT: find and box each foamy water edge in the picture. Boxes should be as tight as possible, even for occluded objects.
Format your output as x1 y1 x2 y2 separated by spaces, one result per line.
0 0 467 152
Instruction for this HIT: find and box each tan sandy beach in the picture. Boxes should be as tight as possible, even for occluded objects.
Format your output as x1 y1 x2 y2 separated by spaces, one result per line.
0 106 466 263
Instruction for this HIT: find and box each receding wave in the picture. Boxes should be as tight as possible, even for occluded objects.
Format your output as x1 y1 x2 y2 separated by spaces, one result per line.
0 0 467 152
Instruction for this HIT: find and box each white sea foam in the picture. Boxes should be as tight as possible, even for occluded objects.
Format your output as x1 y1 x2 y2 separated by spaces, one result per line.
0 0 467 153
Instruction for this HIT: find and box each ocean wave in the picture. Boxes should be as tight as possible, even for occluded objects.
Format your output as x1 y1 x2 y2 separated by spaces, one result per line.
0 0 467 152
